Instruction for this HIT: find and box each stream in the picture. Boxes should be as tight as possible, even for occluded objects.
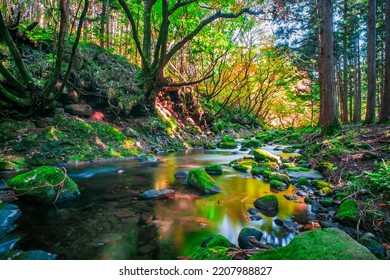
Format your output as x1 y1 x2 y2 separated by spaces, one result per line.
0 146 312 259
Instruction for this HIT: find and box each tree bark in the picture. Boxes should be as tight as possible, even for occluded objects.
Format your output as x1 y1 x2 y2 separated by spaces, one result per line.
341 0 349 123
366 0 376 123
353 32 361 122
319 0 338 132
380 0 390 122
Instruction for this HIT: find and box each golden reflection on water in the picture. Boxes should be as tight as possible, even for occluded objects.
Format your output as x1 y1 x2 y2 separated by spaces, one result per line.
152 150 308 256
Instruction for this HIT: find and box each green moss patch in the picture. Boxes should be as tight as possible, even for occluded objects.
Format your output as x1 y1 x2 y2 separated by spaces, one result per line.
286 167 311 172
250 228 376 260
253 149 280 163
270 179 288 190
313 180 331 190
269 172 290 184
241 139 262 148
335 199 360 227
187 168 221 195
190 246 234 260
0 156 27 172
205 164 223 175
7 166 80 204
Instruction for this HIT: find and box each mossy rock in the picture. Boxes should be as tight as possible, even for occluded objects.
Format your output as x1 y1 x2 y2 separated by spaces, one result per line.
241 139 262 148
253 149 280 163
0 156 27 172
317 161 337 173
262 162 279 170
202 234 235 249
297 178 310 186
357 238 386 259
205 164 222 175
254 195 278 216
319 187 332 196
7 166 80 204
321 199 333 207
238 227 263 249
270 179 288 191
249 228 377 260
286 167 311 172
304 197 315 205
221 135 235 142
269 172 290 184
251 167 270 177
262 170 272 180
138 154 158 162
335 199 359 227
204 142 217 150
217 141 237 149
282 162 296 169
313 180 331 190
187 168 221 195
190 246 234 260
232 163 252 173
282 147 295 153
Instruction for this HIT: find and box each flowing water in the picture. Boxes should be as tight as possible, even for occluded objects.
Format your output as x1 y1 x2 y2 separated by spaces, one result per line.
0 147 311 259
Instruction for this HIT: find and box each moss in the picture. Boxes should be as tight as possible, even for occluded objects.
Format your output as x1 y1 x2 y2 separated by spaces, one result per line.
221 135 235 142
254 195 279 213
269 172 290 184
241 139 262 148
187 168 220 194
263 162 279 170
251 167 270 176
7 166 80 204
233 163 252 173
322 199 333 207
357 238 385 259
203 234 234 249
319 187 332 196
190 246 234 260
204 142 217 150
335 199 359 227
217 141 237 149
304 197 315 205
317 161 337 173
253 149 279 163
282 162 296 169
270 179 287 190
250 228 376 260
205 164 222 175
286 167 311 172
262 170 272 179
313 180 331 190
335 192 348 200
282 147 295 153
0 156 27 172
297 178 310 186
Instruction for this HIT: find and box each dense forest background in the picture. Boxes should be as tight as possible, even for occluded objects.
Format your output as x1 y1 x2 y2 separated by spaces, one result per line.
0 0 389 131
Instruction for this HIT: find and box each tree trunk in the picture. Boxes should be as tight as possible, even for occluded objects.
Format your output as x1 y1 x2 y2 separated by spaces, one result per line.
366 0 377 123
341 0 349 123
353 32 361 122
319 0 338 132
100 0 106 48
380 0 390 122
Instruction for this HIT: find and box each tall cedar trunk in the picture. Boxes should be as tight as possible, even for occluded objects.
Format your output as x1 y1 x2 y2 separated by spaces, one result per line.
380 0 390 122
353 32 362 122
319 0 338 131
106 0 110 49
341 0 349 123
100 0 106 48
366 0 376 123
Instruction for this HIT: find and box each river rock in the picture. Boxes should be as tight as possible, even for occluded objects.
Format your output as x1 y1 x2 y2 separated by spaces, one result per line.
335 200 359 227
205 164 223 175
0 238 20 256
249 215 263 221
140 189 175 200
64 103 92 117
254 195 279 216
187 168 221 195
270 180 288 191
247 208 260 215
1 250 57 260
286 169 323 180
174 170 189 180
253 149 280 163
137 154 158 162
283 194 300 201
238 227 263 249
7 166 80 204
274 218 302 232
0 204 22 227
250 228 377 260
122 127 138 138
357 238 386 259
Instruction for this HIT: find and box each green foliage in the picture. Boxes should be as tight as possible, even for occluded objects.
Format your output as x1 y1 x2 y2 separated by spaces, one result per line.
366 161 390 194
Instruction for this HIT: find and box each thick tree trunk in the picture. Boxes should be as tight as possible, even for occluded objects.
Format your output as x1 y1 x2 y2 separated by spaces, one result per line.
366 0 376 123
341 0 349 123
100 0 106 48
319 0 338 132
380 0 390 122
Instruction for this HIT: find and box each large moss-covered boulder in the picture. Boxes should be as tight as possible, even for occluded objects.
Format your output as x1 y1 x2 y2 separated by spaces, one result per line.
7 166 80 204
254 195 279 216
335 200 359 227
187 168 221 195
205 164 223 175
250 228 377 260
253 149 280 163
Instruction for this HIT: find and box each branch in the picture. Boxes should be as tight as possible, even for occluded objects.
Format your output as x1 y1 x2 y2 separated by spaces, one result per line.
0 61 26 92
164 8 264 67
0 83 30 107
49 0 90 103
168 0 197 15
118 0 149 71
164 73 213 89
0 11 34 87
41 0 68 98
